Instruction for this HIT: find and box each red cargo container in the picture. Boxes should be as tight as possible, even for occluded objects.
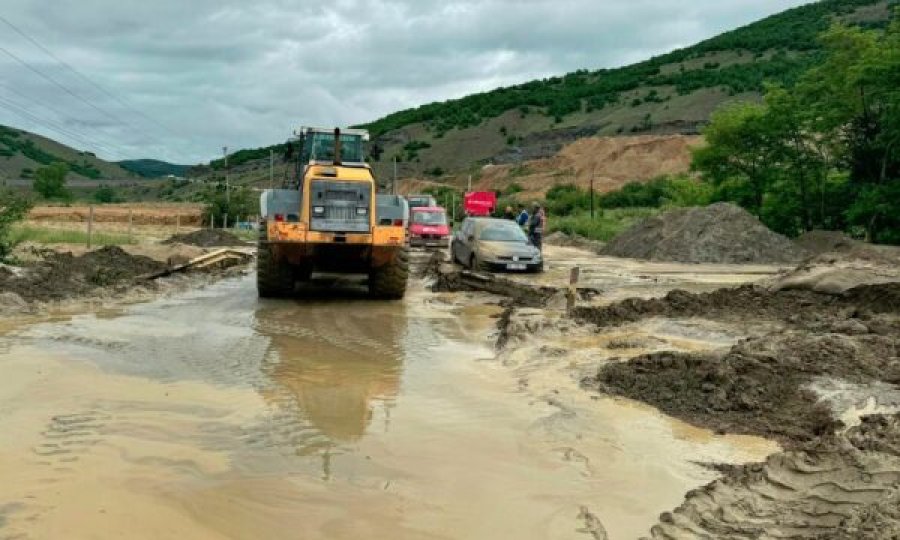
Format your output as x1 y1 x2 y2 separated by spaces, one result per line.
463 191 497 217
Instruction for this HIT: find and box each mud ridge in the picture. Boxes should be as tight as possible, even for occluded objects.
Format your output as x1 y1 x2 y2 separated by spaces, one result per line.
585 329 900 443
163 229 246 247
572 282 900 331
645 413 900 539
0 245 252 312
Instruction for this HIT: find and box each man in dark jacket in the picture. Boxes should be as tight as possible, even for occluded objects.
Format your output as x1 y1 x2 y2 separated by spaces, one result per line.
528 202 545 251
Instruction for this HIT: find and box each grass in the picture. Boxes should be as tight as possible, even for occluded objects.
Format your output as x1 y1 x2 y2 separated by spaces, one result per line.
10 224 136 246
547 207 657 242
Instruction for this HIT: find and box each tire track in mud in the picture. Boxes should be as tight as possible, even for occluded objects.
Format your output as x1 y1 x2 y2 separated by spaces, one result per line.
647 414 900 539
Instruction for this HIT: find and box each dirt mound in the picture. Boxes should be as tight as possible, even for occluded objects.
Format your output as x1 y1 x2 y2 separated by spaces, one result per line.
795 229 858 254
646 413 900 539
601 202 806 264
586 330 900 443
544 231 605 253
164 229 245 247
771 251 900 294
0 246 166 303
573 281 900 335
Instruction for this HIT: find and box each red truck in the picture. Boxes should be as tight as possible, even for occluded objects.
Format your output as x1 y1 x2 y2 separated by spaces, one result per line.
463 191 497 217
408 206 451 248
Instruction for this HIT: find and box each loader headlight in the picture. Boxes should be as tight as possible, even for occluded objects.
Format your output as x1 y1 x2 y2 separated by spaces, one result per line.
313 206 325 215
356 207 368 216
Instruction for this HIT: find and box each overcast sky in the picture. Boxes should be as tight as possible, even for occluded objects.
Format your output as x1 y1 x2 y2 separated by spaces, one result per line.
0 0 810 164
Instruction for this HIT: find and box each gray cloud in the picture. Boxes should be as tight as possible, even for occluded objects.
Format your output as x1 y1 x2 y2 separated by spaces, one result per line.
0 0 809 163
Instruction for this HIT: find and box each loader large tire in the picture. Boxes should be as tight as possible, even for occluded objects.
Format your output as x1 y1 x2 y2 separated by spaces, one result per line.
369 248 409 299
257 226 294 298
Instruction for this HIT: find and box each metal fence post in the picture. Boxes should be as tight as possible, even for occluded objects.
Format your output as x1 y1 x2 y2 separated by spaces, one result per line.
87 205 94 249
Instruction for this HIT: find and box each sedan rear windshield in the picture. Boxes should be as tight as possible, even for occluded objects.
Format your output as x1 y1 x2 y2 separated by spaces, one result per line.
412 211 447 225
479 225 528 242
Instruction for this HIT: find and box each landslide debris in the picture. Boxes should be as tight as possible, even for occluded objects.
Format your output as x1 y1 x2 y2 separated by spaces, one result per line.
164 229 246 247
645 413 900 539
571 283 900 330
586 330 900 443
601 202 806 264
0 246 166 303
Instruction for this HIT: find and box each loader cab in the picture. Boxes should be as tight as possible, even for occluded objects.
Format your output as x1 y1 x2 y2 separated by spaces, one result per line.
298 128 368 167
295 128 376 234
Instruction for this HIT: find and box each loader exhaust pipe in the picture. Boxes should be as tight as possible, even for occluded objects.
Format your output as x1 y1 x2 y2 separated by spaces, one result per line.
333 127 342 166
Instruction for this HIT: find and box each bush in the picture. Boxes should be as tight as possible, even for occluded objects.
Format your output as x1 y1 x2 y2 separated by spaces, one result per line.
201 185 257 227
0 190 33 258
599 175 712 209
94 185 118 203
548 208 658 241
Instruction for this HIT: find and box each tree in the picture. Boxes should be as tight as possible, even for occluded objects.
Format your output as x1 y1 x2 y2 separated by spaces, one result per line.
33 162 69 200
200 184 256 227
0 190 32 258
690 102 778 214
94 185 117 203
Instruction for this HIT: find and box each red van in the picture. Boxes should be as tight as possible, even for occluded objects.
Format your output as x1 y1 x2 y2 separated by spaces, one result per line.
409 207 451 248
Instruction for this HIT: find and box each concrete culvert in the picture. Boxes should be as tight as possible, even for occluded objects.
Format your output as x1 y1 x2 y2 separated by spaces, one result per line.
601 202 807 264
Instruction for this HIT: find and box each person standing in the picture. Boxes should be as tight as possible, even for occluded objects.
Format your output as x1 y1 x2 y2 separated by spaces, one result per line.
516 204 529 228
503 206 516 220
528 202 545 251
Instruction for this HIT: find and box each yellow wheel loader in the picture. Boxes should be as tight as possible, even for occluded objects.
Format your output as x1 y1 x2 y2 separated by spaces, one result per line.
257 127 408 299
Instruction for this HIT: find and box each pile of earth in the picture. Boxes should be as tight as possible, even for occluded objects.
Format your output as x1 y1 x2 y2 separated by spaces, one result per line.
794 229 859 255
646 413 900 539
572 282 900 331
586 329 900 443
164 229 246 247
601 202 806 264
577 280 900 445
543 231 605 253
0 246 167 304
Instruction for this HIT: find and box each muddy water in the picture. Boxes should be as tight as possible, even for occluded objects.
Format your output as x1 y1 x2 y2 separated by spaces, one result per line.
0 276 775 539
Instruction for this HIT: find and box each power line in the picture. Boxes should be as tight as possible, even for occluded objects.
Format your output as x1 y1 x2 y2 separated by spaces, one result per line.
0 15 182 140
0 44 134 129
0 81 137 158
0 94 129 160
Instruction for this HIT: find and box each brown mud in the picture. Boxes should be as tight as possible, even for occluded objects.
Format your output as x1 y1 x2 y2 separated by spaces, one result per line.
0 246 166 303
0 244 253 315
587 331 899 443
647 413 900 539
163 228 247 247
572 282 900 330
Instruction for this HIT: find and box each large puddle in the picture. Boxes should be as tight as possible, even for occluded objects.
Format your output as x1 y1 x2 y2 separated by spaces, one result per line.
0 275 777 539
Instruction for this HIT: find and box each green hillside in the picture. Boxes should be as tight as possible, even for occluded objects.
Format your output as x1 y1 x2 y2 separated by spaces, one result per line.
201 0 896 184
0 124 133 182
118 159 191 178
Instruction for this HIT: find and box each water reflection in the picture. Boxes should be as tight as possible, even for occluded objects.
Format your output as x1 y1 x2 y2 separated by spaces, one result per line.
253 299 405 445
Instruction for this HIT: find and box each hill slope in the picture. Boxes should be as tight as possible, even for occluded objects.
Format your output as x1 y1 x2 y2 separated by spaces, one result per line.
202 0 896 186
118 159 191 178
0 124 133 182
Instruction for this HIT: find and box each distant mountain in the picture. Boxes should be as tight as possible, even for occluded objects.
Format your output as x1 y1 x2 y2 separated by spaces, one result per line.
0 124 132 181
204 0 897 184
118 159 191 178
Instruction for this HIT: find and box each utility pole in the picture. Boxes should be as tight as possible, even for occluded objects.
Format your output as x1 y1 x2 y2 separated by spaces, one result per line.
590 166 596 220
392 155 397 195
269 149 274 189
467 174 472 192
223 146 230 204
